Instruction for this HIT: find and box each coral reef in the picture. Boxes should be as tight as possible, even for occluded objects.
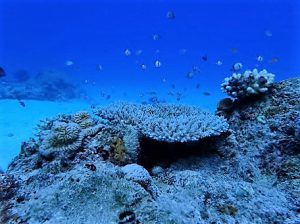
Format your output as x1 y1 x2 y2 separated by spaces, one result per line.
221 68 275 99
1 78 300 224
94 103 229 142
295 115 300 141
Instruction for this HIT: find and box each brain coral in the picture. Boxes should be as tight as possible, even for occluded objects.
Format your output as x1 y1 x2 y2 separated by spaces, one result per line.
94 103 229 142
221 69 275 99
72 111 96 129
43 121 83 151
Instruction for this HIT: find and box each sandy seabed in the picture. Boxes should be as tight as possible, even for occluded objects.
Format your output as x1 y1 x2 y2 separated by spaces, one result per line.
0 99 90 170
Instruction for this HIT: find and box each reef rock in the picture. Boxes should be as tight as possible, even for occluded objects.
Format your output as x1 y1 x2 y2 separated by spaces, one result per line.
1 78 300 224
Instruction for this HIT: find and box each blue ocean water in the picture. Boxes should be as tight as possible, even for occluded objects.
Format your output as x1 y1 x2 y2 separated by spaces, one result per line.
0 0 299 168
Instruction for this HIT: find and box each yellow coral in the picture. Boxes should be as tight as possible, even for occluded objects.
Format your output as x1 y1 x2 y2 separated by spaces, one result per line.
110 137 126 164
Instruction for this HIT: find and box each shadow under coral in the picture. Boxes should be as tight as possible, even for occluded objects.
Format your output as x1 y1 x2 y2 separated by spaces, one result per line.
138 136 225 170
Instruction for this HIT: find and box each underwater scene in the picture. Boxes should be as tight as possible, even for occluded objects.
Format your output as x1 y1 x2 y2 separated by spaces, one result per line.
0 0 300 223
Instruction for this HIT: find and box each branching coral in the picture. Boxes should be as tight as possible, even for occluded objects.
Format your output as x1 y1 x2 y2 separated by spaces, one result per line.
221 69 275 99
94 103 229 142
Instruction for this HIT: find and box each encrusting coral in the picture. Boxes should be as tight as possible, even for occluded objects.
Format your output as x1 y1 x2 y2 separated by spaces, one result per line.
221 68 275 99
110 136 126 165
94 103 229 142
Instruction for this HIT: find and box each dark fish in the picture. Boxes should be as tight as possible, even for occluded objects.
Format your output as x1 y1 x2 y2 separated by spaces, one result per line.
230 48 238 54
203 92 211 96
196 83 201 89
147 91 157 95
202 55 208 61
186 71 194 79
0 67 6 78
149 96 159 104
96 64 102 72
106 95 111 100
171 84 175 89
18 100 26 107
90 104 96 109
166 11 175 19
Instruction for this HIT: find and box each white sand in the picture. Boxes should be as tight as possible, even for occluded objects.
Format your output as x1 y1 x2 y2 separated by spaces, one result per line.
0 99 90 170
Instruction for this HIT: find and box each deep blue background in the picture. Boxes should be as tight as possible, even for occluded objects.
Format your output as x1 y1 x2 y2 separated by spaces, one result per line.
0 0 299 102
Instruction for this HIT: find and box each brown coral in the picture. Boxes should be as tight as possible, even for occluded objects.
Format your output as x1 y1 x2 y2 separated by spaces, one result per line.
110 137 126 165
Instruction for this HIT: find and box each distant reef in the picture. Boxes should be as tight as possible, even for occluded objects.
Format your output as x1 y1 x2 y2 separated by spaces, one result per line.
0 70 84 101
1 78 300 223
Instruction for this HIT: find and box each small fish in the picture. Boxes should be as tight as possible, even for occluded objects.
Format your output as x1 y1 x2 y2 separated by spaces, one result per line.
155 49 160 54
135 49 143 56
149 96 159 103
106 95 111 100
18 100 26 107
171 84 175 89
186 71 194 79
202 55 208 61
147 91 157 95
7 133 14 137
96 64 103 71
196 83 201 89
153 34 160 41
203 92 211 96
269 57 279 63
124 49 131 56
179 48 187 55
0 67 6 78
232 62 243 71
256 56 263 62
140 64 147 70
166 11 176 19
265 30 273 37
230 48 238 54
65 60 74 66
162 78 167 83
154 60 161 68
192 65 200 73
216 60 223 66
84 79 89 84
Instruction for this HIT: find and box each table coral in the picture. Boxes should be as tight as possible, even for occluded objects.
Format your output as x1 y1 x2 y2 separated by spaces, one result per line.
94 103 229 143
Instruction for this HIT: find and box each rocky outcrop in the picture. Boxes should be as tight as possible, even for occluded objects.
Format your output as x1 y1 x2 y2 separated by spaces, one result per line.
1 78 299 224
